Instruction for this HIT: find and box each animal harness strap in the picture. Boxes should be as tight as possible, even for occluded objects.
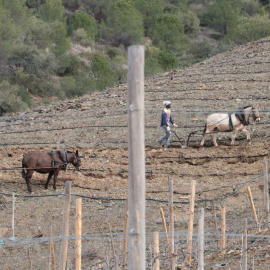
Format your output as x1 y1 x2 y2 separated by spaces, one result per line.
228 114 233 130
48 150 56 168
58 149 68 170
235 110 249 125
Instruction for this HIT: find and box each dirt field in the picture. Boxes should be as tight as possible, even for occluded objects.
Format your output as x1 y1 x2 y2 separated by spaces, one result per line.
0 38 270 269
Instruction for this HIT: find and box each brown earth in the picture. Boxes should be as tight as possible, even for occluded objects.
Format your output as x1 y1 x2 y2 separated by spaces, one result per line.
0 38 270 269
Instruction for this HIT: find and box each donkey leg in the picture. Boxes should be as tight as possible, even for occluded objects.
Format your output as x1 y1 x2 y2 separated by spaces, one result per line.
53 170 60 190
231 130 238 146
213 132 219 147
25 170 34 193
45 171 54 189
242 127 251 145
200 130 210 146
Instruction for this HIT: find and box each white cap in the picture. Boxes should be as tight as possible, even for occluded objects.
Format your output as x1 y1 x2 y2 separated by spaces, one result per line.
163 101 171 107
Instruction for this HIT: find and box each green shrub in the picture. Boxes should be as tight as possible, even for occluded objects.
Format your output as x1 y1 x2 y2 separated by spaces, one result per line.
61 76 95 97
180 11 200 36
18 87 32 107
105 0 144 46
71 28 93 47
56 53 81 76
231 14 270 44
157 50 178 71
145 45 160 58
188 39 212 61
0 81 28 115
150 14 184 50
145 58 163 77
91 56 117 90
69 11 98 41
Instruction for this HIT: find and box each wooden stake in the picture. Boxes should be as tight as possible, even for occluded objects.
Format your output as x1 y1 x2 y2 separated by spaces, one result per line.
247 186 261 233
221 207 226 255
127 45 145 270
264 158 269 223
59 181 72 270
186 180 196 264
28 249 32 269
212 200 219 247
49 225 56 270
198 208 204 270
114 255 119 270
122 206 128 270
159 208 169 245
244 219 248 270
154 232 160 270
76 198 82 270
109 223 116 256
12 193 15 239
169 180 175 270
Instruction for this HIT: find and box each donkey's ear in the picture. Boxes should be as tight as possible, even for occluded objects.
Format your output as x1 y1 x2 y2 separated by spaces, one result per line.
76 150 79 156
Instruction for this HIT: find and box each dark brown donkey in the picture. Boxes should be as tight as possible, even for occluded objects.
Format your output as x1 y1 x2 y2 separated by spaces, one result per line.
22 150 81 192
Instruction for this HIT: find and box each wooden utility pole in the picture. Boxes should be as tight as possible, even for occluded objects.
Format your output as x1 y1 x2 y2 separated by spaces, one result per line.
127 45 145 270
59 181 72 270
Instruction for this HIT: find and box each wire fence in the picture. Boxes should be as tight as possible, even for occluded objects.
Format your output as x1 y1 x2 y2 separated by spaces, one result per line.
0 162 269 269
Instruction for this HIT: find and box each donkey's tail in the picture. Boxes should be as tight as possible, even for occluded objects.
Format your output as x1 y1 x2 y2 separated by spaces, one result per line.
22 158 26 178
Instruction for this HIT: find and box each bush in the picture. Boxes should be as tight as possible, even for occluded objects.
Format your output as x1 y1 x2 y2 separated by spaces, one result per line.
61 76 95 97
56 53 81 76
180 11 200 36
91 56 118 90
0 81 28 115
69 11 98 41
105 0 144 46
145 58 163 77
231 14 270 44
157 50 178 71
150 14 184 50
71 28 93 47
188 39 212 62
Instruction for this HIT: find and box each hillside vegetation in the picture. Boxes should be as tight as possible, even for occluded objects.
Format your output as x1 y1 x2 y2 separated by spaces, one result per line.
1 0 270 114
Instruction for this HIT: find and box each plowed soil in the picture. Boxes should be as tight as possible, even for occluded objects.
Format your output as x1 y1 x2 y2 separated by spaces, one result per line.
0 38 270 269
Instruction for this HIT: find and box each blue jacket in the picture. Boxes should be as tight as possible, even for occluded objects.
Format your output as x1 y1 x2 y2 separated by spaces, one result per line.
160 109 174 126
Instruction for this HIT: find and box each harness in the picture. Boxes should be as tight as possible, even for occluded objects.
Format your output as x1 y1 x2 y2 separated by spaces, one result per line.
235 109 250 126
47 149 68 169
228 113 233 131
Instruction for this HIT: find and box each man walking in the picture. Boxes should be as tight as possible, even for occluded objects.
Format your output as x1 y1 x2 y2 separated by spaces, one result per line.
158 101 177 148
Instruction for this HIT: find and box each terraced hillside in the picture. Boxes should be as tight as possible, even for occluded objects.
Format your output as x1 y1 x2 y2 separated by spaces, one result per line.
0 38 270 269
